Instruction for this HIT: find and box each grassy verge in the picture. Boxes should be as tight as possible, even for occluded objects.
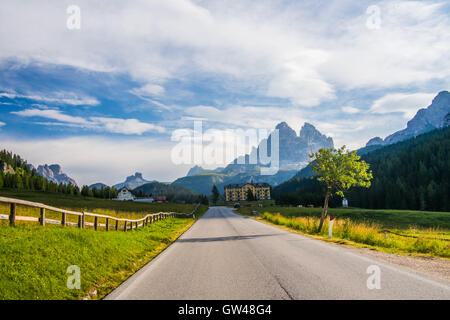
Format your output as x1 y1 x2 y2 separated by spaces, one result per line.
0 188 200 227
0 188 209 300
0 188 198 214
0 213 206 300
238 204 450 229
259 212 450 259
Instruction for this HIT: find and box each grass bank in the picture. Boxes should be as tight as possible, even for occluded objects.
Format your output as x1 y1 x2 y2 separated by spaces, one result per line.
238 204 450 229
259 212 450 259
0 189 209 299
0 212 207 300
0 188 200 227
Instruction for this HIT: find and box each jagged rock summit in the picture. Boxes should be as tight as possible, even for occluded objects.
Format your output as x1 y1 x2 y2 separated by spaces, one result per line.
36 164 77 186
113 172 155 190
367 91 450 147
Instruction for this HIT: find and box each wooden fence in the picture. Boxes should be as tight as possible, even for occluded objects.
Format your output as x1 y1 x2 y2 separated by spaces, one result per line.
0 196 200 232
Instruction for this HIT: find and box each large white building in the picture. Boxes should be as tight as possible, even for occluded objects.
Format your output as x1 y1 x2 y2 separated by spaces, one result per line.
116 187 135 201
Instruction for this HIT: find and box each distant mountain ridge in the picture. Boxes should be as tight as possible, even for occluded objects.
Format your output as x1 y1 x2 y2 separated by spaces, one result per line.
173 122 333 194
273 126 450 212
366 91 450 147
113 172 156 190
36 164 77 186
89 183 108 190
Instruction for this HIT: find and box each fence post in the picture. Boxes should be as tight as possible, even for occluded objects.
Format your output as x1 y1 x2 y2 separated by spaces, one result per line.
124 221 127 232
9 203 16 226
62 212 66 226
40 208 45 226
106 218 109 231
94 216 98 231
78 215 82 228
115 220 118 231
82 212 85 228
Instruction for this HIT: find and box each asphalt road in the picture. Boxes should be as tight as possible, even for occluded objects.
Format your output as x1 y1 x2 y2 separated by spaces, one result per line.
106 206 450 300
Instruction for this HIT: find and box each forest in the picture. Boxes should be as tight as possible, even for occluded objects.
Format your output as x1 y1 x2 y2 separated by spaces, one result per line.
0 150 118 199
272 127 450 212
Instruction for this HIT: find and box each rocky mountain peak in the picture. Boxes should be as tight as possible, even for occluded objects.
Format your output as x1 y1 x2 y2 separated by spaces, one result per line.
299 122 322 139
366 137 384 147
114 172 153 190
127 172 143 181
187 165 205 176
383 91 450 145
36 164 77 186
275 121 297 139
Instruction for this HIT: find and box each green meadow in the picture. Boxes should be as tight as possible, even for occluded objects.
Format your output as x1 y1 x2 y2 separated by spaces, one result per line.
0 189 208 300
237 204 450 258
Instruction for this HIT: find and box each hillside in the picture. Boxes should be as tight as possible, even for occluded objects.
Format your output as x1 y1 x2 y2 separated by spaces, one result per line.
0 149 117 199
132 181 204 203
273 126 450 212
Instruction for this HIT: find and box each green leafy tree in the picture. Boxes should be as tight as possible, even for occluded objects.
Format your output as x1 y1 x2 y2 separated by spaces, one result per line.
211 185 220 204
310 146 373 232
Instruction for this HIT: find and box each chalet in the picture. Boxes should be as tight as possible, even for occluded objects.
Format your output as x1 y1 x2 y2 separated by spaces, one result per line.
116 187 135 201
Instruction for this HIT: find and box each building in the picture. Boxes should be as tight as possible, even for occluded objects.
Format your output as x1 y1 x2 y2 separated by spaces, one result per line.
224 183 271 202
342 197 348 208
154 196 168 203
134 197 154 203
116 187 135 201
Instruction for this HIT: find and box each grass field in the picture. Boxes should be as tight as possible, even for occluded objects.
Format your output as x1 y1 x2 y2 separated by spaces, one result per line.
0 189 199 227
0 189 208 299
237 204 450 259
237 204 450 229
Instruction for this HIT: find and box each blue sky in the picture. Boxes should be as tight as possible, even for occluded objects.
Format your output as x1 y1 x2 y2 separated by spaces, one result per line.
0 0 449 185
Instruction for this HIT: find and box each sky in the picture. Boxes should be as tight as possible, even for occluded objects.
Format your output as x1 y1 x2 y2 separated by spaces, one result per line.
0 0 449 186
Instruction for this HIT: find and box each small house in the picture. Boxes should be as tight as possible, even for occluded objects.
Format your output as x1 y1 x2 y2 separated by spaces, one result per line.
116 187 135 201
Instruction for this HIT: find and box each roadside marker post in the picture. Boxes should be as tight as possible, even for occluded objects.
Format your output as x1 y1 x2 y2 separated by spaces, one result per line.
328 215 334 239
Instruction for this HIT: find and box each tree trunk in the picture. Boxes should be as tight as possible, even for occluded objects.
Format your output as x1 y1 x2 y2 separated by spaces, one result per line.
318 189 331 232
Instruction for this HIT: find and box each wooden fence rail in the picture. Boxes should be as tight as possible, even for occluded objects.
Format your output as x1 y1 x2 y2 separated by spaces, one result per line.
0 196 200 232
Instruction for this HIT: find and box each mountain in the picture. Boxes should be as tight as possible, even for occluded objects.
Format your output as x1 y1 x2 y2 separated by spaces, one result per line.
173 122 333 194
186 165 224 176
366 137 384 147
366 91 450 147
89 183 108 190
273 126 450 212
36 164 77 186
113 172 155 190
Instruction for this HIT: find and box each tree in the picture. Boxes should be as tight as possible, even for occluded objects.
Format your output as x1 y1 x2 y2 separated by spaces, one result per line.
310 146 373 232
211 185 220 204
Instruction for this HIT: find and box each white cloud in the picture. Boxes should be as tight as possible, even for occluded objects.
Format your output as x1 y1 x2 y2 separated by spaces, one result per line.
0 121 5 127
1 1 448 107
11 108 87 124
0 0 336 107
0 91 99 106
90 117 165 134
370 92 435 118
322 1 450 89
11 108 165 135
130 84 165 97
341 106 360 114
0 136 185 186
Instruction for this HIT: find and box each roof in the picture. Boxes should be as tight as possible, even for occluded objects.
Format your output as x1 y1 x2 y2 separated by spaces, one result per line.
225 182 271 188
